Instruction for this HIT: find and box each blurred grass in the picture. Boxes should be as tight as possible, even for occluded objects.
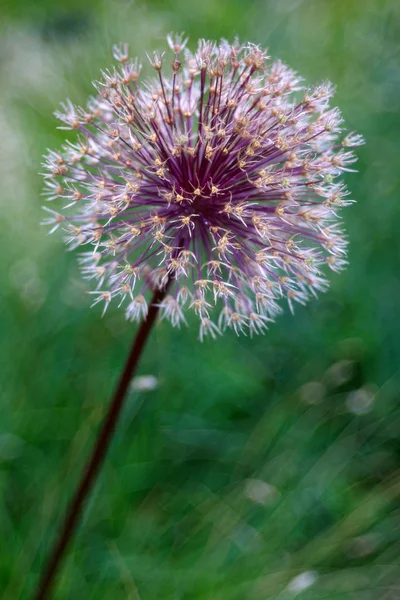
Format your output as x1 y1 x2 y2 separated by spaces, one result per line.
1 0 400 598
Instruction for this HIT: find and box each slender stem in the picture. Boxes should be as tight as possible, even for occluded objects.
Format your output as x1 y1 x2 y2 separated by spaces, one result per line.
33 284 169 600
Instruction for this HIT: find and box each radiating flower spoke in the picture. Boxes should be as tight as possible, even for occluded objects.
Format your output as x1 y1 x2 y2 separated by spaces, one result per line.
42 37 362 338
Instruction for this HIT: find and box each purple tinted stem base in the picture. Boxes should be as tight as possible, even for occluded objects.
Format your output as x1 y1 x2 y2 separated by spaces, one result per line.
32 284 168 600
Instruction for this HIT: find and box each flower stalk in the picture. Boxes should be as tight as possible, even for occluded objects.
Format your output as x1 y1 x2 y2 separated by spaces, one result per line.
32 283 169 600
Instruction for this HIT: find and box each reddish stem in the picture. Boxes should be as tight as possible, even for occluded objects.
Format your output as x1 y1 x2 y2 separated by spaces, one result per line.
33 284 169 599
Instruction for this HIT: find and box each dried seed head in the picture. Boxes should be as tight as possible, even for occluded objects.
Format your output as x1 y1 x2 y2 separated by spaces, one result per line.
42 37 363 339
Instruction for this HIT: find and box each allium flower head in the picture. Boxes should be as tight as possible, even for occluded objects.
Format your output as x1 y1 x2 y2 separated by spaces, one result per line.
42 36 363 339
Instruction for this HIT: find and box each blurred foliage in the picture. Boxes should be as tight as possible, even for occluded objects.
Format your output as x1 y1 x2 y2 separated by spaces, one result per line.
1 0 400 598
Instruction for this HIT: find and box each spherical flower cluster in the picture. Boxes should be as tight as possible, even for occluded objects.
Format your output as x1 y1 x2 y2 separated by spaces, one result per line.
42 35 363 340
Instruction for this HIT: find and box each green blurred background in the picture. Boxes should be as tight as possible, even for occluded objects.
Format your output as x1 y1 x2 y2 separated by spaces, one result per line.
1 0 400 598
